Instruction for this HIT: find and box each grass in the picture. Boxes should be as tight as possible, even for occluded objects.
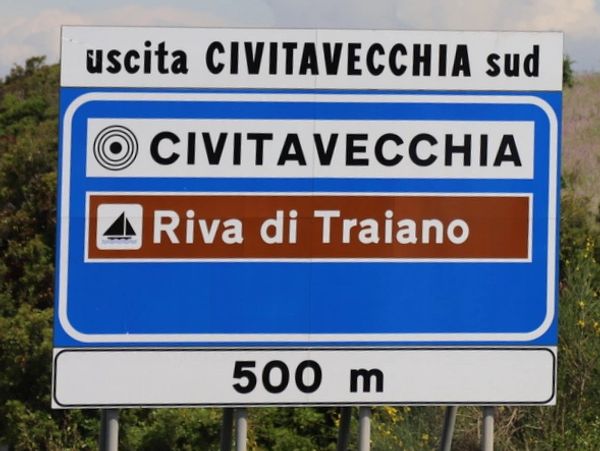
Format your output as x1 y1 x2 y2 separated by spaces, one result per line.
562 73 600 208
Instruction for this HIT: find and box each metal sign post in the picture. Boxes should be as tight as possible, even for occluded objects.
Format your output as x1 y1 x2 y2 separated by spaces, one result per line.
99 409 119 451
358 407 371 451
440 406 458 451
220 408 234 451
234 408 248 451
337 407 352 451
481 406 495 451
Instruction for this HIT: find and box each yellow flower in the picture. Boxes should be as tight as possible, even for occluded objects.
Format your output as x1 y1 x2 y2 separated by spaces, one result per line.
578 319 586 328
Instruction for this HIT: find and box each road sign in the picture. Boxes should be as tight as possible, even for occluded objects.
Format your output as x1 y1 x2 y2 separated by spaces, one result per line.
53 27 562 407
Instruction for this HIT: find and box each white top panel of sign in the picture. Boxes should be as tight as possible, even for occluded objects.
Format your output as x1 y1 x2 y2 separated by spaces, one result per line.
61 27 563 91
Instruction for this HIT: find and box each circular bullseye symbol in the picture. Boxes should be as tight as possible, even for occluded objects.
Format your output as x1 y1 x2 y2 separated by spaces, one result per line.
93 125 138 171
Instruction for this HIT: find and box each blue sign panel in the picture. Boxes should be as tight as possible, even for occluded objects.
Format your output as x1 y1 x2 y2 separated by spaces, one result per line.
54 89 560 348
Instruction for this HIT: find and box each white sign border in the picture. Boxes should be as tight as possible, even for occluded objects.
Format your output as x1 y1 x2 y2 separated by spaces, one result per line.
58 92 558 344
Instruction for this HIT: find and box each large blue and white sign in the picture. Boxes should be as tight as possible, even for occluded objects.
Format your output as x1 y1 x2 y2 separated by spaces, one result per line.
53 27 562 407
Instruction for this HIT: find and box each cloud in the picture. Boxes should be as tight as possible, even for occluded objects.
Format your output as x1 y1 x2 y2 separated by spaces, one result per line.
93 5 231 27
264 0 600 69
0 5 233 76
393 0 600 34
392 0 600 70
515 0 600 36
0 9 84 74
260 0 400 28
1 1 600 76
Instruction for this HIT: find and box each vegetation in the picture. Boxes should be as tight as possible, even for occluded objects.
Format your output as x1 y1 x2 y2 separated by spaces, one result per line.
1 56 599 450
563 56 575 89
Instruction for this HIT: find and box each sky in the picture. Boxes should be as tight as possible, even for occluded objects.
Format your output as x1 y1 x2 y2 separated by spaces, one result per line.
1 0 600 77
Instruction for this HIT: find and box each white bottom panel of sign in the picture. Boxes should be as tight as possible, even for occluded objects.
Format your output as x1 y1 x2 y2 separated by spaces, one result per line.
52 348 555 408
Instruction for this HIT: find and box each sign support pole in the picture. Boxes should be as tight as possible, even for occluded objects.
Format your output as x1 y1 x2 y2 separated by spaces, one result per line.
99 410 105 451
481 406 495 451
99 409 119 451
220 408 234 451
337 407 352 451
235 408 248 451
439 406 458 451
358 406 371 451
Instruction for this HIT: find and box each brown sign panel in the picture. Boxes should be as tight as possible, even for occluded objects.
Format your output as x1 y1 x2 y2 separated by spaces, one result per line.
87 194 530 260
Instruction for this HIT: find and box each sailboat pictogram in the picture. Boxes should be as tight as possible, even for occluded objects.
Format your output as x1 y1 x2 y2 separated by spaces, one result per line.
103 212 137 240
